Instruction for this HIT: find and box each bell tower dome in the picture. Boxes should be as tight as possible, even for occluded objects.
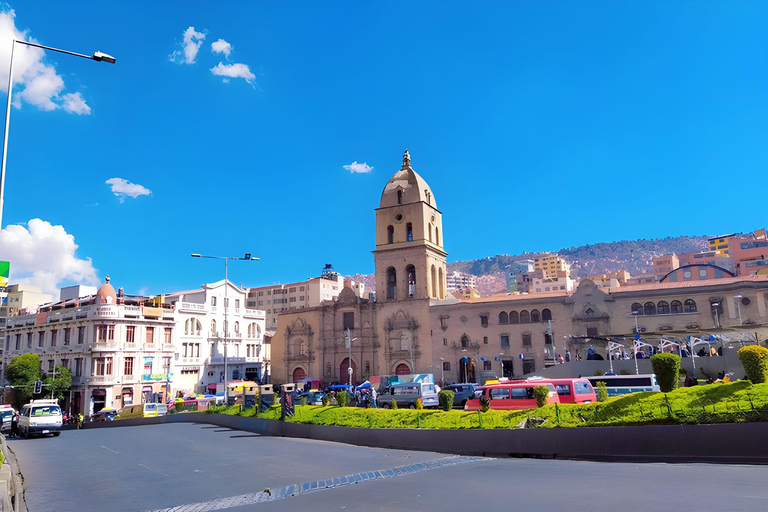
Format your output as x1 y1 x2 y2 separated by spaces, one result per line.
373 150 447 302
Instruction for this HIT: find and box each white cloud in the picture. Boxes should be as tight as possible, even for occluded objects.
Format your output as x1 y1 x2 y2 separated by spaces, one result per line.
170 26 206 64
343 161 374 174
0 219 100 297
62 92 91 115
210 62 255 84
211 39 232 58
0 9 91 114
105 177 151 203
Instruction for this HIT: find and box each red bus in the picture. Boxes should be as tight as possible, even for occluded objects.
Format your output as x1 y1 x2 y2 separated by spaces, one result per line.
464 382 559 411
521 377 596 404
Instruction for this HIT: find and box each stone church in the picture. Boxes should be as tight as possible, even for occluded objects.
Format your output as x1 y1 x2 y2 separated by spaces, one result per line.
270 151 768 385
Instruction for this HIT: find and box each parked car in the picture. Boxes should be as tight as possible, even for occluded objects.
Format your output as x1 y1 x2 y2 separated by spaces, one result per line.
91 408 117 422
299 391 326 405
465 382 559 411
0 405 15 434
444 384 477 408
378 382 439 409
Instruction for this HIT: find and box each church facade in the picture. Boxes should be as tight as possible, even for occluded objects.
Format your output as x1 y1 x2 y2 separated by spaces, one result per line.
270 152 768 386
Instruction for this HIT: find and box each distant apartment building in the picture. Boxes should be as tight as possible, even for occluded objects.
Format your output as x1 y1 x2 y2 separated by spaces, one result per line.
60 285 97 302
582 270 631 286
531 275 574 294
652 254 680 277
0 284 53 317
248 265 362 329
446 271 476 291
732 229 768 276
454 288 481 300
534 254 570 279
505 260 534 293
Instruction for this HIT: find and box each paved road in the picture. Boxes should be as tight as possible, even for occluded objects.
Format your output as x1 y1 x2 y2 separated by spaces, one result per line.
8 423 768 512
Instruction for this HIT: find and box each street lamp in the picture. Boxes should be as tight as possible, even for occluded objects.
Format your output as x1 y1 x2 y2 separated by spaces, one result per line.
191 253 259 405
0 39 116 229
733 295 743 326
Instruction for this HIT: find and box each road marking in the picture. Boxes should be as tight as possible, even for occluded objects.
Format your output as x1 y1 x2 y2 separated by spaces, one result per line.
147 455 491 512
139 464 170 477
101 445 119 454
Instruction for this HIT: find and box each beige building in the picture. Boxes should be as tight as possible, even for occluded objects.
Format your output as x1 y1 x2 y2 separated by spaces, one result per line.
534 254 571 279
0 284 53 317
1 277 176 417
270 151 768 386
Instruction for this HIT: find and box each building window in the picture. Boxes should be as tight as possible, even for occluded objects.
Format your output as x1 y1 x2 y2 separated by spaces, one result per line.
484 336 488 344
501 335 510 347
671 300 683 314
38 332 44 348
397 189 402 204
26 333 32 349
162 357 171 373
78 327 85 344
211 320 217 334
480 315 488 328
406 223 413 242
146 327 155 344
235 299 240 309
106 357 113 375
211 296 217 306
443 361 450 371
644 302 656 316
531 309 541 322
343 312 354 331
144 358 153 376
631 303 643 315
522 334 532 347
75 358 83 377
387 267 397 300
657 301 670 315
93 357 105 376
484 361 492 371
509 311 519 324
124 357 134 376
542 309 552 322
440 317 448 329
126 326 135 343
587 327 598 337
684 299 697 313
461 335 470 348
51 330 58 347
406 265 416 298
164 328 172 344
498 312 508 324
443 337 447 346
63 328 71 345
519 310 530 323
48 359 55 372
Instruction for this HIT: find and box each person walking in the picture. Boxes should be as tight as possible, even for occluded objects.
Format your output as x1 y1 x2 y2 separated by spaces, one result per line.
10 413 19 438
371 387 378 408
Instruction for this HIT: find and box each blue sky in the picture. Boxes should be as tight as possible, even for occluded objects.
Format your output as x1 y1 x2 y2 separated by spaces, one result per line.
0 1 766 297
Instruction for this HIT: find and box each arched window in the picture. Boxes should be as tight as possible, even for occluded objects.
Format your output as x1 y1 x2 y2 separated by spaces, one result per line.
397 189 402 204
184 319 190 335
498 311 508 324
657 301 670 315
509 311 519 324
211 319 217 334
387 267 398 300
435 227 440 246
531 309 541 322
520 310 530 323
234 321 240 334
542 309 552 321
428 224 432 243
406 265 416 298
256 324 261 337
461 335 470 348
671 300 683 314
431 265 437 298
387 225 394 244
194 319 201 335
644 302 656 316
631 303 643 315
438 268 445 299
406 223 413 242
684 299 697 313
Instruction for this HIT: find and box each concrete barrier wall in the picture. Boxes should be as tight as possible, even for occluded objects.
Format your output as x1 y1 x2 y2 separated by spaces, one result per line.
85 412 768 464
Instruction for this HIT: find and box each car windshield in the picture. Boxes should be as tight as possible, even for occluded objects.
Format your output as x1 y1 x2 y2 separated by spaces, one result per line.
32 406 61 416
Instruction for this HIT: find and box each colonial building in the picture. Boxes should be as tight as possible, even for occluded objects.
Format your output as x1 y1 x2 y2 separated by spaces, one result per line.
270 151 768 386
1 277 176 417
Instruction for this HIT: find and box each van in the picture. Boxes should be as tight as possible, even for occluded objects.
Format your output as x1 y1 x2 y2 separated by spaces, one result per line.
19 399 63 437
523 377 596 404
0 405 15 434
464 382 559 411
117 403 158 420
378 382 439 409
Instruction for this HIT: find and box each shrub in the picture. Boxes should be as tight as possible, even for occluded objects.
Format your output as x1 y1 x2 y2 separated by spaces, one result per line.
738 345 768 383
391 399 398 410
596 381 608 402
593 369 604 376
650 353 681 392
438 390 455 411
479 395 491 412
533 385 549 408
336 390 349 407
416 398 424 410
321 395 330 407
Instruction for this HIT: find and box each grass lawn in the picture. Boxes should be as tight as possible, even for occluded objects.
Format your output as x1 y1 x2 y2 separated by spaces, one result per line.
203 381 768 429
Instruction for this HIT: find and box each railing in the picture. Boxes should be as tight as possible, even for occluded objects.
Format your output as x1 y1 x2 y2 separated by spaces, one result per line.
124 306 141 317
208 356 246 364
181 357 202 364
71 376 86 385
243 309 265 319
162 343 175 351
88 375 117 385
179 302 206 312
91 342 119 351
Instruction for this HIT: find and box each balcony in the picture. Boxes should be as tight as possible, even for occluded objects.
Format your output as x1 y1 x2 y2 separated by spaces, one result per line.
90 342 119 352
178 302 206 313
124 306 141 317
243 309 266 319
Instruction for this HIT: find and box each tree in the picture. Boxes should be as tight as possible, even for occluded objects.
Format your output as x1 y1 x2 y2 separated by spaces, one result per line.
43 366 73 402
6 353 42 409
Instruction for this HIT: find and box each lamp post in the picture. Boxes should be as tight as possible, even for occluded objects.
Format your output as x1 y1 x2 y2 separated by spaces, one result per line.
0 40 115 229
733 295 743 325
191 253 259 405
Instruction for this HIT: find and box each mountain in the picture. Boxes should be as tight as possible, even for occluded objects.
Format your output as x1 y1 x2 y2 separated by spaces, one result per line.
347 235 710 297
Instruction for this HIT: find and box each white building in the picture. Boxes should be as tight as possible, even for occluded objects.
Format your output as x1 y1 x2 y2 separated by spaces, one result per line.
164 280 266 395
446 271 476 291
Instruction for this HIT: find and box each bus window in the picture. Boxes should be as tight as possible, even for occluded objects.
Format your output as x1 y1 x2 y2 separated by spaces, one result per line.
555 384 572 396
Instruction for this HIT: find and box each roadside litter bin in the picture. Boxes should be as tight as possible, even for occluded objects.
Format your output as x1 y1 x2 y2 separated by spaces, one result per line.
280 383 296 419
258 384 274 412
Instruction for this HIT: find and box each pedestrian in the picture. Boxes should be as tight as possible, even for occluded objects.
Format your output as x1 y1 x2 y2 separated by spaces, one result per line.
77 413 83 429
11 413 19 438
371 387 378 408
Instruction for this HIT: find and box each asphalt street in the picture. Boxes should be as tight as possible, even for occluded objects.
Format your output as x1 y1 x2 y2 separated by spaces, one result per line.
8 423 768 512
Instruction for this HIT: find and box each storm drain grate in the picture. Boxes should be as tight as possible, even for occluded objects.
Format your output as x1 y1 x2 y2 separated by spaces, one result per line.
148 455 490 512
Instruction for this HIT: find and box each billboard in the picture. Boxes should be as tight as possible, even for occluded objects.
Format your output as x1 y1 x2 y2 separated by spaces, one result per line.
0 261 8 287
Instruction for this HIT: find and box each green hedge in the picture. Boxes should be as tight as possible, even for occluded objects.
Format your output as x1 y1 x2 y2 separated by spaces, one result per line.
650 353 681 392
738 345 768 383
438 390 455 411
